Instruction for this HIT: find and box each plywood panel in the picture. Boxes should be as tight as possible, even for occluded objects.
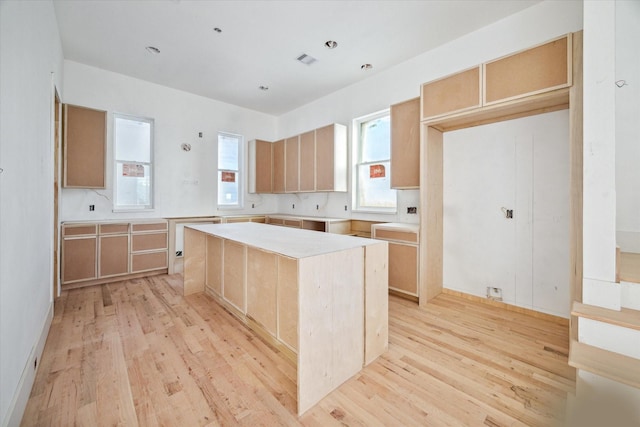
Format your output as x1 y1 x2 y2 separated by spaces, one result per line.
99 223 129 234
62 237 97 283
285 136 299 192
485 35 570 104
315 124 335 191
299 131 315 192
62 224 97 236
63 104 106 188
131 222 167 232
421 67 481 120
254 139 273 193
297 247 364 415
183 228 206 295
131 252 167 272
246 248 277 335
388 243 418 295
391 97 420 188
273 140 285 193
277 256 298 351
131 232 167 252
364 242 389 365
223 240 246 313
99 235 129 277
205 235 223 295
374 229 418 243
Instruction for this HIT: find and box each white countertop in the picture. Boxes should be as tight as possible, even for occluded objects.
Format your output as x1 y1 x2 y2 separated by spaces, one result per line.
187 222 383 259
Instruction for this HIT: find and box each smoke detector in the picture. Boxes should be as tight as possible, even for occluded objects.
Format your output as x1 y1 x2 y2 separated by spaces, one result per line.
296 53 317 65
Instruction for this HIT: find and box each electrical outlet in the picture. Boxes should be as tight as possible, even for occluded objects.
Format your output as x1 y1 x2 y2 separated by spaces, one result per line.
344 205 348 211
407 206 417 214
89 205 95 211
252 203 255 208
292 204 295 209
486 286 503 301
316 204 319 210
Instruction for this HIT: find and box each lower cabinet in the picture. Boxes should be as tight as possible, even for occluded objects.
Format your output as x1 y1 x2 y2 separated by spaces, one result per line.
61 220 168 288
372 223 420 298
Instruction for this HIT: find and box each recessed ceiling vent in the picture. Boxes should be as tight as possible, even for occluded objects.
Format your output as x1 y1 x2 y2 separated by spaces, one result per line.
296 53 317 66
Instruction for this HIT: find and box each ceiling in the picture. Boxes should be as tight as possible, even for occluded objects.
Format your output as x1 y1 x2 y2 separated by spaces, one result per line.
53 0 541 116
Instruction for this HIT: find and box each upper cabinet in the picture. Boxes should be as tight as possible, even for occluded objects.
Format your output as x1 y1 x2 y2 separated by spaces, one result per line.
273 139 286 193
391 97 420 189
421 67 481 121
249 123 347 194
63 104 107 188
299 130 315 192
484 35 571 105
248 139 273 193
315 124 347 192
421 34 572 124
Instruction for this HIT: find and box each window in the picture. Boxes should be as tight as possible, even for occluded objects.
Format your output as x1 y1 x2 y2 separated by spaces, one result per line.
354 111 397 211
217 132 243 207
114 114 153 210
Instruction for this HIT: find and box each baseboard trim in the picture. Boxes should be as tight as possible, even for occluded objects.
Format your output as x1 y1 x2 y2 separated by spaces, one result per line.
2 301 54 427
441 288 569 326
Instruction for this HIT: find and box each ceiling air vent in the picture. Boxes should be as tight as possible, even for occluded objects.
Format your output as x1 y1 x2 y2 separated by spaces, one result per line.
296 54 317 66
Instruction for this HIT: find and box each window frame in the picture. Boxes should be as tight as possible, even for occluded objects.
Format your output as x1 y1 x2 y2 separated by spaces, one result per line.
352 109 397 213
216 131 244 209
112 113 154 212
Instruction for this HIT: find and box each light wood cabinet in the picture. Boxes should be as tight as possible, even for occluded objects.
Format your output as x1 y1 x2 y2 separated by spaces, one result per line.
248 139 273 193
223 240 246 312
285 136 299 192
61 220 168 288
277 255 298 350
273 140 285 193
421 67 481 121
247 248 278 335
205 235 223 295
484 34 571 105
63 104 106 188
391 97 420 189
299 130 315 192
315 124 347 192
372 223 419 298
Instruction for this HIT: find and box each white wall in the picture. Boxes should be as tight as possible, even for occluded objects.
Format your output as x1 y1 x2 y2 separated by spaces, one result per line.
61 61 279 222
443 111 570 317
276 0 583 223
0 1 64 425
615 0 640 253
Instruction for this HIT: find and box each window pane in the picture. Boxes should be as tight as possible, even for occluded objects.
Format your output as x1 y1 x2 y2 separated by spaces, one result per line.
357 162 396 208
218 171 238 205
218 134 239 170
360 116 390 162
115 162 151 207
115 117 151 162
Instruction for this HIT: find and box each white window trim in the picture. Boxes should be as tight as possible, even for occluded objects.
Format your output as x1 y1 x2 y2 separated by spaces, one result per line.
352 109 397 213
113 113 154 212
216 131 244 210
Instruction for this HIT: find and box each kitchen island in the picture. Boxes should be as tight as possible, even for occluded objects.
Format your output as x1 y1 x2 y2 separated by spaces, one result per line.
182 222 388 415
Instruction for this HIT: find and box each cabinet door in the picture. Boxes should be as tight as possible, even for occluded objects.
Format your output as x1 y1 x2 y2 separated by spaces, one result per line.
273 140 285 193
246 248 277 335
299 131 315 192
285 136 299 192
391 97 420 189
99 235 129 277
223 241 246 312
206 235 223 295
484 35 570 105
315 124 347 192
63 104 106 188
388 242 418 296
62 237 97 283
249 139 273 193
421 67 481 120
277 255 298 351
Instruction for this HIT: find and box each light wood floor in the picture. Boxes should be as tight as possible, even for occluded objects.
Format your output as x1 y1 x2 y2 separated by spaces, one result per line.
22 274 574 426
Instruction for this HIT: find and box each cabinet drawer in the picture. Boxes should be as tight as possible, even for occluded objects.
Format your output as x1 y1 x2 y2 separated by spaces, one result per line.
269 218 285 225
131 252 167 272
283 219 302 228
99 223 129 234
63 224 97 236
484 35 570 104
251 217 266 223
374 229 418 244
131 232 167 252
131 222 167 232
421 66 481 120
